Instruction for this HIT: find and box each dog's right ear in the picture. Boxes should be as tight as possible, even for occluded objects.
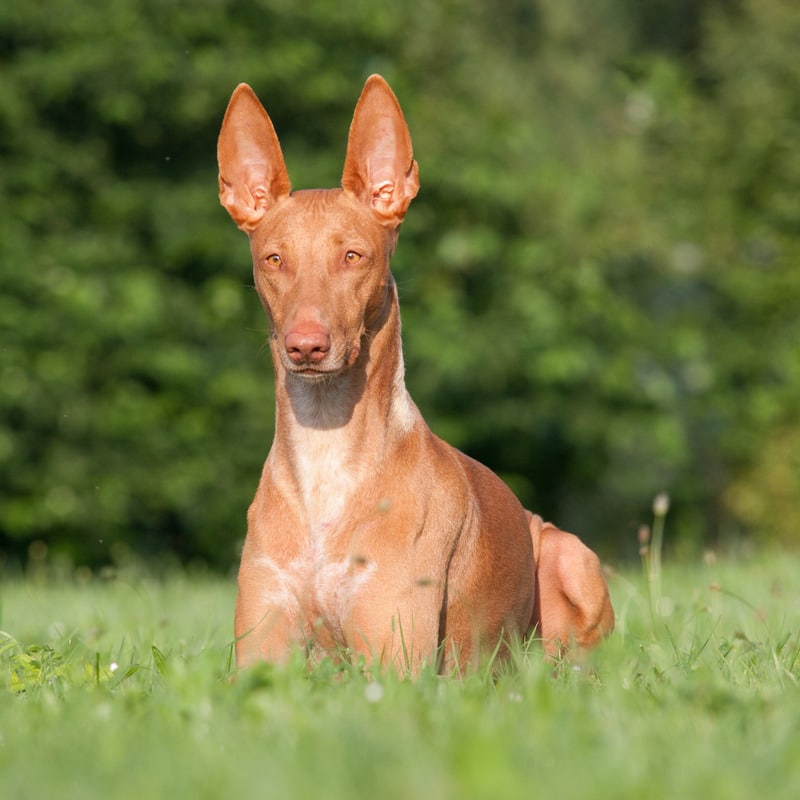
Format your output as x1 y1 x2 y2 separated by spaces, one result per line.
217 84 291 232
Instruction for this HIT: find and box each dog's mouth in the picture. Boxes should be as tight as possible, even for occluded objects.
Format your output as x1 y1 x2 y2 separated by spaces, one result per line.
289 366 343 381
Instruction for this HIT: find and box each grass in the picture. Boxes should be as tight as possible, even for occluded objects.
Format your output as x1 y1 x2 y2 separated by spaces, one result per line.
1 544 799 799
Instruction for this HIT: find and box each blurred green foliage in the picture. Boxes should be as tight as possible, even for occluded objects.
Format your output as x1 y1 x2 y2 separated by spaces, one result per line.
1 0 798 569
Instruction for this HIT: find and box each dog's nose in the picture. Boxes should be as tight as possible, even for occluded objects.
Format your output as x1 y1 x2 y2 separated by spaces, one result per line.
284 325 331 364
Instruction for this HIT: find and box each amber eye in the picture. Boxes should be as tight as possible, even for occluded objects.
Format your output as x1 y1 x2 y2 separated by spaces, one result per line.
265 254 283 269
344 251 362 266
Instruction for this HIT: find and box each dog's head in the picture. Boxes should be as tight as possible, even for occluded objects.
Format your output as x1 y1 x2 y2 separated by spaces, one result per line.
217 76 419 381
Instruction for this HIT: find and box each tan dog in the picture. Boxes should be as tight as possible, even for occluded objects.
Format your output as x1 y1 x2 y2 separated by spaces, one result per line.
217 75 613 673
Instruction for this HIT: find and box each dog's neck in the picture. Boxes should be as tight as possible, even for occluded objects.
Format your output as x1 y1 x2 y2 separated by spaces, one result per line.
268 281 417 526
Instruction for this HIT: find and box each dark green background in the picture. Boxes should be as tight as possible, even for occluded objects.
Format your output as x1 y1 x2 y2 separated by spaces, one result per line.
2 0 798 570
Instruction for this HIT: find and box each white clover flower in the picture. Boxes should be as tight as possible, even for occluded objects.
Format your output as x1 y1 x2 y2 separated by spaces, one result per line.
364 682 384 703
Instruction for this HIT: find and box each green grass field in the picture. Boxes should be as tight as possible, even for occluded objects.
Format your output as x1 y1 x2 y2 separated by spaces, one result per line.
2 547 799 800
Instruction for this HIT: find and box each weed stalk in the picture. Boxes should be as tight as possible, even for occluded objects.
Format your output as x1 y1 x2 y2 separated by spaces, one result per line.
641 492 669 636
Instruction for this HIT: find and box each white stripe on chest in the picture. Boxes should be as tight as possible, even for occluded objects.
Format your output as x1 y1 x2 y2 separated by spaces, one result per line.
290 423 364 531
261 417 376 638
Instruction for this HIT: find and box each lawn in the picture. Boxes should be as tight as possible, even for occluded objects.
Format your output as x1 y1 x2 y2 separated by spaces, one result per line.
1 547 799 799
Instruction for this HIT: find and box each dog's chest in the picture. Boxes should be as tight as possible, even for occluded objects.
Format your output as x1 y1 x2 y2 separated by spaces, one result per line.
278 425 377 637
255 525 376 645
308 536 376 640
290 424 364 526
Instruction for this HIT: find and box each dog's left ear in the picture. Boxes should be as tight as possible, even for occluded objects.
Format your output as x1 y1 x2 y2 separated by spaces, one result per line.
342 75 419 227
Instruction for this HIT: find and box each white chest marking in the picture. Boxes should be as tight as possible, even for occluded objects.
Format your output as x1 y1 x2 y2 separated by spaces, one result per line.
253 547 377 641
292 425 358 529
269 380 386 639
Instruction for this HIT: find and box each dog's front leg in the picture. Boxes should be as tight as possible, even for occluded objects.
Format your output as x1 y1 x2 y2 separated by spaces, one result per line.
345 577 444 677
233 560 309 668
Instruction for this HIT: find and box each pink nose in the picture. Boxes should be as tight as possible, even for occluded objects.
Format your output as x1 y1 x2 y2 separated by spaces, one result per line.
284 325 331 365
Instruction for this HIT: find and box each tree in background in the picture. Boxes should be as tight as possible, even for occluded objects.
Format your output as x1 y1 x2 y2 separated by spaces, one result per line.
1 0 798 570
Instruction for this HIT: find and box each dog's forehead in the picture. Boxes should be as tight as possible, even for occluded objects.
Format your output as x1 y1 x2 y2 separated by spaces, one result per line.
252 189 388 250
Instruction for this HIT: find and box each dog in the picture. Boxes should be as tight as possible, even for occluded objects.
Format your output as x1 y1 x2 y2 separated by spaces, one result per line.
217 74 613 674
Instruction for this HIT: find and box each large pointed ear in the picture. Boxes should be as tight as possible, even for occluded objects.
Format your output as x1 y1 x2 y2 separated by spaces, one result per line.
217 84 291 232
341 75 419 226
